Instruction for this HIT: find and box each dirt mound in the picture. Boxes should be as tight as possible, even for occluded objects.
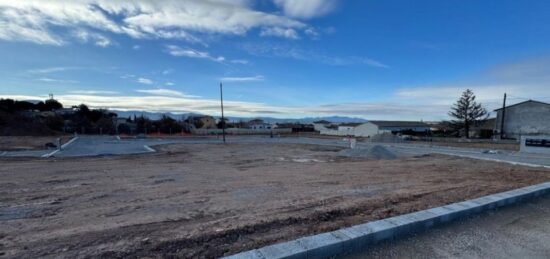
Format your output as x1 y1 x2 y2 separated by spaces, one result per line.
338 145 398 160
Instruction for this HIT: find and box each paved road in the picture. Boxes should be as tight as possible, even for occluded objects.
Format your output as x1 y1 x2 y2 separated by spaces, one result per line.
2 136 550 169
344 194 550 259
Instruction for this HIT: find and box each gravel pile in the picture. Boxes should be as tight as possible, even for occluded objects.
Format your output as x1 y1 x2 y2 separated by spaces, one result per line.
338 145 398 160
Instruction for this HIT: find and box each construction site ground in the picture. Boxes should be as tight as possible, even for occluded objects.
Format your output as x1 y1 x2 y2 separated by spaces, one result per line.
1 141 549 258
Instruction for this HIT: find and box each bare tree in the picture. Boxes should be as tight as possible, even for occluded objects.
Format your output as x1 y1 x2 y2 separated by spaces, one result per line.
449 89 488 138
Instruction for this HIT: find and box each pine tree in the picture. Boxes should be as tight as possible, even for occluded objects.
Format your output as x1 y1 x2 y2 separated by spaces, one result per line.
449 89 488 138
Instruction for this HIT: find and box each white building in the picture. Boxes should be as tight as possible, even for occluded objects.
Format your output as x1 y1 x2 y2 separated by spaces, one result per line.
247 119 273 130
316 121 430 137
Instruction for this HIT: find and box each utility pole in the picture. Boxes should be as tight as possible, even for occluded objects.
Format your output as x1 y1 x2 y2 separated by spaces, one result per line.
220 82 226 143
500 93 507 139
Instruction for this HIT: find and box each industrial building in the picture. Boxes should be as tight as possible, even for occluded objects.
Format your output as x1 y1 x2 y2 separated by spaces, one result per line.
494 100 550 139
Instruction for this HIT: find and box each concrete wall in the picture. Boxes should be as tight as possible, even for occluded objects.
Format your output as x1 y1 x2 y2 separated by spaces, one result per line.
318 128 351 136
317 122 390 137
353 122 386 137
378 126 430 132
495 102 550 139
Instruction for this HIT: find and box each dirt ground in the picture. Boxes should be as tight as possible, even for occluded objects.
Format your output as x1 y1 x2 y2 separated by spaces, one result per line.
1 143 549 258
0 136 71 151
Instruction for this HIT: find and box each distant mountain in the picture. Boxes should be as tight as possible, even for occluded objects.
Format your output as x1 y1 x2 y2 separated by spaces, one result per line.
113 110 367 124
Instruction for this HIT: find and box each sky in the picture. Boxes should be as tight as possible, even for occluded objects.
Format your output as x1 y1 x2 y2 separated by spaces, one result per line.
1 0 550 120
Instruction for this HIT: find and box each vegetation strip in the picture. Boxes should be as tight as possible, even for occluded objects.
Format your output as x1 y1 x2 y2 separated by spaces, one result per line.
224 182 550 259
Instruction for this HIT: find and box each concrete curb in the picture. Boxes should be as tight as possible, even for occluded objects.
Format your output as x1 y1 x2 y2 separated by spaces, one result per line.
224 182 550 259
143 145 155 152
440 153 550 170
41 136 79 158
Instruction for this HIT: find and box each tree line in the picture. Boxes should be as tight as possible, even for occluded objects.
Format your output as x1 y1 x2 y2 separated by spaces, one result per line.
0 98 186 136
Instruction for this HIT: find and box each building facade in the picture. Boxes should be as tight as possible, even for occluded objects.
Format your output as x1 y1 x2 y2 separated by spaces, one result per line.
494 100 550 139
316 121 429 137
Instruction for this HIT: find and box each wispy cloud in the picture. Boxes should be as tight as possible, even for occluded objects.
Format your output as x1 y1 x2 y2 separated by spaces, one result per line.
36 77 78 83
273 0 338 19
72 29 112 47
165 45 225 62
68 90 119 95
260 27 299 39
221 75 265 82
136 88 196 98
120 74 135 79
165 82 175 86
230 59 249 65
28 67 76 74
242 42 388 68
0 0 309 46
0 92 457 120
137 77 153 85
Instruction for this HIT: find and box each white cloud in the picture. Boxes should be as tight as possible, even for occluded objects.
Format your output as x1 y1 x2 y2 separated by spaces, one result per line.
0 0 309 46
0 20 64 45
230 59 249 65
273 0 337 19
260 27 299 39
0 92 458 120
242 42 388 68
36 77 78 83
68 90 118 95
137 77 153 85
120 74 135 79
165 45 225 62
136 88 195 98
133 45 141 50
396 84 550 110
165 82 175 86
304 27 319 39
162 69 174 75
72 29 112 47
28 67 75 74
221 75 265 82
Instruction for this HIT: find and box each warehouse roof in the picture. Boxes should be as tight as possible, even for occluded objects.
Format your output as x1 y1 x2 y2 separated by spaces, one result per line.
339 122 363 127
494 100 550 111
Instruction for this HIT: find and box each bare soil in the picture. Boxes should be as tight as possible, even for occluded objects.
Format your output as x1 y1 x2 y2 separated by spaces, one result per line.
1 143 548 258
0 136 71 151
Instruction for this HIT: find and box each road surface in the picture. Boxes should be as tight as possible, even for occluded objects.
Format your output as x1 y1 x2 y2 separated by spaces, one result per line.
344 194 550 259
2 136 550 168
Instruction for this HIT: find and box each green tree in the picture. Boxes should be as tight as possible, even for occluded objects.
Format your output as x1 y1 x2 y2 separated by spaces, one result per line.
449 89 488 138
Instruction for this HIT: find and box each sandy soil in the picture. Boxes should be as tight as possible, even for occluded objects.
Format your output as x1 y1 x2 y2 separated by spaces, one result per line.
1 143 548 258
0 136 71 151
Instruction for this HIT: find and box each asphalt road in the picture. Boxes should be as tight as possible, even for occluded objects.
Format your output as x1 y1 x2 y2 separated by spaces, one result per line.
1 136 550 169
344 194 550 259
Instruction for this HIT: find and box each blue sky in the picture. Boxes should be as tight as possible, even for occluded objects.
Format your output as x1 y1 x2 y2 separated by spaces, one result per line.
1 0 550 120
